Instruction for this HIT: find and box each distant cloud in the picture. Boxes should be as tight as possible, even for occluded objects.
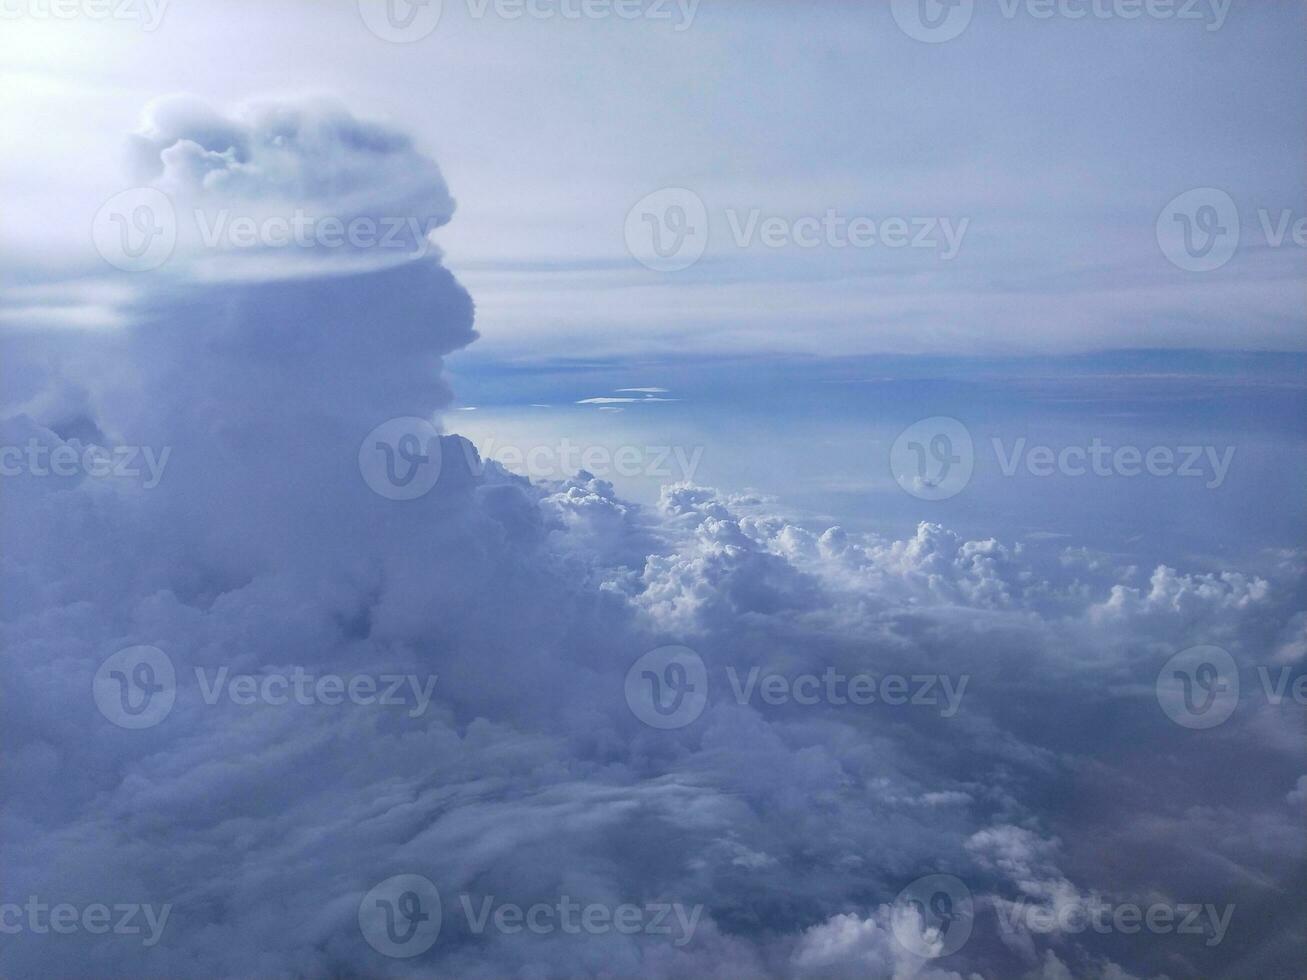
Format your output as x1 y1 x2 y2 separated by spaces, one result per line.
130 94 454 229
578 390 677 404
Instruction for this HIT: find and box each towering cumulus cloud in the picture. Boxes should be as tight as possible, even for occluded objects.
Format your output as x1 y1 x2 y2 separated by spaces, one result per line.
128 95 456 261
1 100 1302 979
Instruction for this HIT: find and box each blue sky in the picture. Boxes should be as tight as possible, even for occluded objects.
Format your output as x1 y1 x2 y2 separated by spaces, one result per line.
1 2 1304 978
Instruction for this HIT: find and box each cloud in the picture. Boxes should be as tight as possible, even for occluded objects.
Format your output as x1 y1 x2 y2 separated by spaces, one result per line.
129 94 454 263
791 910 975 980
578 396 677 405
1288 777 1307 809
2 97 1303 980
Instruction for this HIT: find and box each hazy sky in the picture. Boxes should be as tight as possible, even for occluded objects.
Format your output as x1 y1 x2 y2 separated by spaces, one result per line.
3 0 1304 357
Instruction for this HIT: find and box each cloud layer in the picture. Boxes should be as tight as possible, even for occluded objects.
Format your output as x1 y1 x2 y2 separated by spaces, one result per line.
1 98 1303 980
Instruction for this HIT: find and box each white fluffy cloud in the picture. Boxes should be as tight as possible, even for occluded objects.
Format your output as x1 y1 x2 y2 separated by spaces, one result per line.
127 95 455 271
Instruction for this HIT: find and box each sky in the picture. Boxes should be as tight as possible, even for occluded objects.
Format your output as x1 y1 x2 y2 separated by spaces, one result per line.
1 1 1304 978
